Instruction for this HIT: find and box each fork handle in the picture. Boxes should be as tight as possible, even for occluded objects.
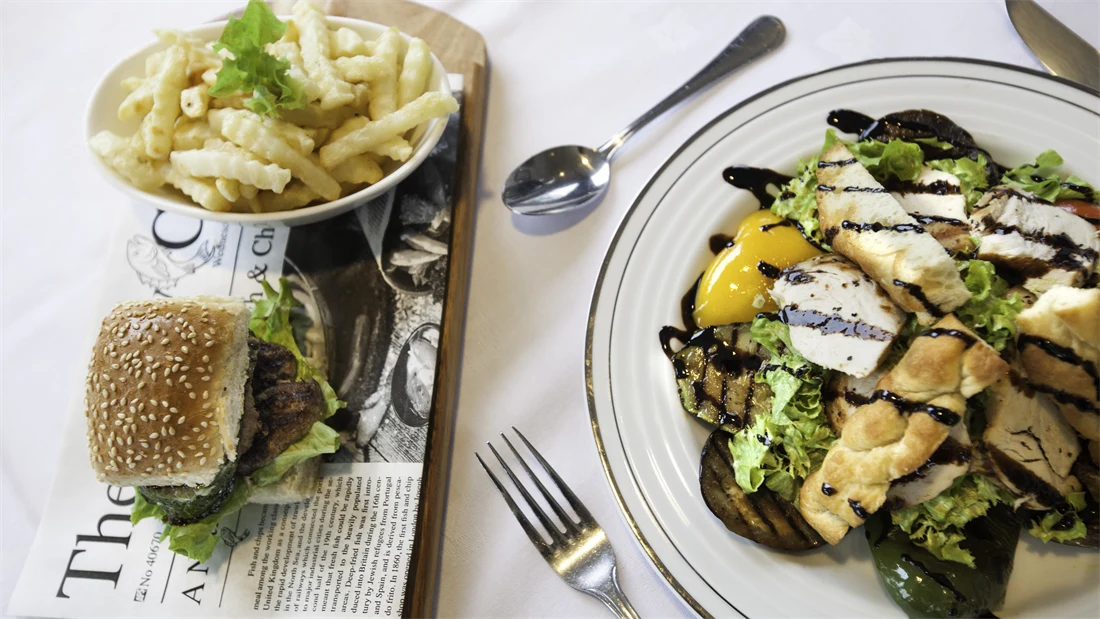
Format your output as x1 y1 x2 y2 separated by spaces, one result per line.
591 567 640 619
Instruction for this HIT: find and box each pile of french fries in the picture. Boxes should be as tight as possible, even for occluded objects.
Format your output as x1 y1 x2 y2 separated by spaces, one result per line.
89 1 458 214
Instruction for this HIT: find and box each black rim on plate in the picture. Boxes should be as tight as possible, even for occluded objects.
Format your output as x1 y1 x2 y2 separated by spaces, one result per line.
584 56 1099 619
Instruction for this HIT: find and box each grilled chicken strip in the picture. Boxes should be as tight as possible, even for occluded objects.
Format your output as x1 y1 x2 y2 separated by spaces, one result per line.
825 369 885 436
886 426 971 510
770 254 905 378
970 186 1100 293
816 143 971 323
798 315 1008 544
983 373 1082 510
890 166 973 254
1015 285 1100 442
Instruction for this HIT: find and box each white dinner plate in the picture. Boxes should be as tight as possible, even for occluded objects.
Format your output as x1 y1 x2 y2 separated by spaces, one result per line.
586 58 1100 618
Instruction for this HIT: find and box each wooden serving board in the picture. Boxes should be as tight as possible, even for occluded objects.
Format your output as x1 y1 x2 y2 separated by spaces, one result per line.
270 1 487 616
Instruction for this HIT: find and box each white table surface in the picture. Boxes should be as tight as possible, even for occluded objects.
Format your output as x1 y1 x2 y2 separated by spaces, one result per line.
2 1 1098 617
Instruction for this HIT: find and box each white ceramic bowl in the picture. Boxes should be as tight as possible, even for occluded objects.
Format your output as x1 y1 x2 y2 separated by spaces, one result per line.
85 16 452 226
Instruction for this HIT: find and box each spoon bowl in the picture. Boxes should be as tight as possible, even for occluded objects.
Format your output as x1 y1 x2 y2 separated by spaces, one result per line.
502 145 612 215
501 16 786 217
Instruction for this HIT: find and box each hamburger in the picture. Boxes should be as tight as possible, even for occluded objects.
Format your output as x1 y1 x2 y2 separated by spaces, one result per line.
84 281 341 561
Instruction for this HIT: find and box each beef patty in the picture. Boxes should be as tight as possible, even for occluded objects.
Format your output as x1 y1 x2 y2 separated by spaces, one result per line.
238 338 326 475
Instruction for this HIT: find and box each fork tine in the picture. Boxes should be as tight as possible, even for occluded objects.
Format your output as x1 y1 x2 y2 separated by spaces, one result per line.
476 453 551 556
501 433 578 531
512 427 594 523
487 442 566 543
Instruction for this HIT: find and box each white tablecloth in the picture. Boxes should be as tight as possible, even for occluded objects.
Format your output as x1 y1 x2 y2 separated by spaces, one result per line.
2 1 1097 617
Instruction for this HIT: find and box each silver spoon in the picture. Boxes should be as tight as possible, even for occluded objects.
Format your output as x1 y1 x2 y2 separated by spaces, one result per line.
502 16 787 216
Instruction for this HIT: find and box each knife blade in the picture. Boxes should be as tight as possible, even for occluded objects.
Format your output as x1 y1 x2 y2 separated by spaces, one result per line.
1006 0 1100 91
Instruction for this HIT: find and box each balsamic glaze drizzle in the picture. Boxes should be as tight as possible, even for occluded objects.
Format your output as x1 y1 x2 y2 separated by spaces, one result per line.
869 389 961 425
841 220 926 235
892 279 945 317
918 328 976 347
721 166 793 208
757 261 781 279
778 304 893 341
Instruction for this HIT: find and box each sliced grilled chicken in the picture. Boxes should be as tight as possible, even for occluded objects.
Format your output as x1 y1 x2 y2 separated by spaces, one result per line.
970 186 1100 293
1015 285 1100 442
983 373 1082 509
825 369 885 436
886 426 971 509
816 143 971 324
769 254 905 378
890 166 973 254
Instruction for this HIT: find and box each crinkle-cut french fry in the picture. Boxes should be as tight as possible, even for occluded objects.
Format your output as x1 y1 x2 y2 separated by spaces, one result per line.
257 182 318 212
292 1 354 111
121 76 144 91
368 28 401 120
331 154 384 185
281 17 300 44
278 103 357 128
141 44 189 160
165 166 232 212
334 55 390 83
351 83 371 111
210 93 247 109
221 110 341 200
239 183 260 200
269 41 323 103
216 177 241 202
329 116 411 161
200 68 218 88
371 137 413 162
90 131 166 191
265 120 315 156
145 50 165 77
172 118 215 151
302 126 331 145
320 91 457 168
397 38 431 109
170 147 292 192
154 28 219 77
118 81 154 121
180 85 210 118
330 27 374 58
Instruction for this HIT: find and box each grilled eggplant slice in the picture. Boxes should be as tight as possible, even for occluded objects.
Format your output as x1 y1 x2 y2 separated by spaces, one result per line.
699 430 823 551
671 326 771 433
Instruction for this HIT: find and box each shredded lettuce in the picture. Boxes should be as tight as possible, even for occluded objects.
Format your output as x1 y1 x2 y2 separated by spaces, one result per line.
928 154 990 210
133 482 251 563
727 318 836 503
1001 150 1096 202
842 134 925 183
209 0 305 117
954 260 1023 351
251 278 345 419
771 155 827 248
892 474 1014 567
1029 492 1089 543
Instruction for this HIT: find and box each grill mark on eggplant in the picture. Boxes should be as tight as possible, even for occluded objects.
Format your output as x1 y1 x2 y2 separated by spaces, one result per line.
870 389 961 425
778 304 894 341
722 166 793 208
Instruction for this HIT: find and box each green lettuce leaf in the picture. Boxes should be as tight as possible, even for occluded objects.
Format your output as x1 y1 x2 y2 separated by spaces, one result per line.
928 154 990 210
845 135 925 183
249 421 340 486
1029 491 1088 543
771 155 827 248
727 317 836 503
251 278 345 419
892 474 1015 567
1001 150 1096 202
209 0 305 117
132 482 251 563
955 260 1023 351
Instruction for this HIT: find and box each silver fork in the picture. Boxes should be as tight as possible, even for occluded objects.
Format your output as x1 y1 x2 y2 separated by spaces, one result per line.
477 428 640 619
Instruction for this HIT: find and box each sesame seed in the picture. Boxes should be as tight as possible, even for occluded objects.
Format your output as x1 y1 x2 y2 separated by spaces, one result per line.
182 346 189 353
162 415 171 423
200 422 208 428
199 457 207 465
138 382 145 389
160 338 170 345
169 407 178 414
202 355 209 363
166 378 173 387
203 391 209 400
205 341 215 348
189 392 196 400
150 433 159 439
185 382 192 389
201 376 211 382
161 400 168 408
175 462 183 469
150 400 158 407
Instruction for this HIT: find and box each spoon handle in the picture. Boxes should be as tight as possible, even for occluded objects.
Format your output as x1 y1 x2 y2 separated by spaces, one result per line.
595 16 786 160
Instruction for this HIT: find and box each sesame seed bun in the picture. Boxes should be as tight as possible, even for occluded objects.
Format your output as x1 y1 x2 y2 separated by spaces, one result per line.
84 296 251 487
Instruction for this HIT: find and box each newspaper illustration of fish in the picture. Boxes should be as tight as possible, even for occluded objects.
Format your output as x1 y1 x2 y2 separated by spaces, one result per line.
126 235 215 289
